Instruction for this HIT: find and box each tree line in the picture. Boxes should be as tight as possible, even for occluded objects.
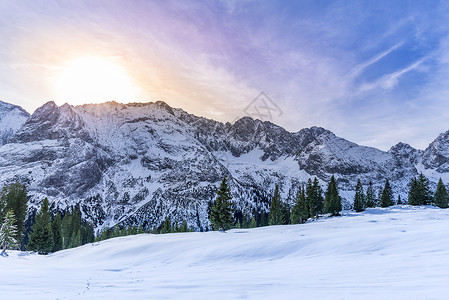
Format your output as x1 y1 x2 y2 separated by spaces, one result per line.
0 183 95 255
1 172 448 254
209 173 449 231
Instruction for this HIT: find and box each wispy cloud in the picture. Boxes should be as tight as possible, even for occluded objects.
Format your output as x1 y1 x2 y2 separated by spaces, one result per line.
348 41 405 80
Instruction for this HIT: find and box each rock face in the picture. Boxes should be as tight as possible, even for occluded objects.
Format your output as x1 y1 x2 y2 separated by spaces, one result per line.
0 100 30 145
1 100 449 231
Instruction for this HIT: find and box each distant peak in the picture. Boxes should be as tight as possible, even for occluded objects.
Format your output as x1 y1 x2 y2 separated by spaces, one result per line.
0 100 30 117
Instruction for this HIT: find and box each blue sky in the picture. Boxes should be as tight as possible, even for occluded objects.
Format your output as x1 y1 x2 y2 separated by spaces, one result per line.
1 0 449 150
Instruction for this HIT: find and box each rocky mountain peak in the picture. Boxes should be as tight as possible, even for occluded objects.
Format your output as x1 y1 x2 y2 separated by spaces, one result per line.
0 100 30 145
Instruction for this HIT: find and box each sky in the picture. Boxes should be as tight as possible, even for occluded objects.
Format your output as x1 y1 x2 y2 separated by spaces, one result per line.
1 0 449 150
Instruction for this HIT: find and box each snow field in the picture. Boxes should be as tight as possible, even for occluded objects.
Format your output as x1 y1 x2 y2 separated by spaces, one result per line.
2 205 449 299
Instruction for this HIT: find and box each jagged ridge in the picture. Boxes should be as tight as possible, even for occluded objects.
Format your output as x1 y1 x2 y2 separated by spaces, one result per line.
0 100 448 232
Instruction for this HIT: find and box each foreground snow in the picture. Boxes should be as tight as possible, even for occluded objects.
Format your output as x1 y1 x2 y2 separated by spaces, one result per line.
3 206 449 299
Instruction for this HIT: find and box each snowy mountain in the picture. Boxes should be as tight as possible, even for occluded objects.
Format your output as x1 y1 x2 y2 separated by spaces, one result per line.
1 100 449 231
4 206 449 299
0 100 30 145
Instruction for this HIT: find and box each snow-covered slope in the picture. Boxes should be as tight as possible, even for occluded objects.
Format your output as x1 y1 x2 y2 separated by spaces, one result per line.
3 206 449 299
1 100 449 230
0 100 29 145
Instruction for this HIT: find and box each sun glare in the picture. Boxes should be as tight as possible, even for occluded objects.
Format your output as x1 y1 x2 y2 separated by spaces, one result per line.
55 57 140 105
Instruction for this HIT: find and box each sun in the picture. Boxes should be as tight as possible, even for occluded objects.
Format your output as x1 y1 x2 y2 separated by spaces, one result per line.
55 57 140 105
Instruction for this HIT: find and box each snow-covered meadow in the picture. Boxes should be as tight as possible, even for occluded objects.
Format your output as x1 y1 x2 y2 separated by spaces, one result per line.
2 206 449 299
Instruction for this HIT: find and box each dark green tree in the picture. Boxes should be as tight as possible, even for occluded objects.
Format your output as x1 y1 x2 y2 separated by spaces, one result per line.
380 179 394 207
353 179 365 212
397 195 402 205
434 178 449 208
365 181 376 208
269 185 288 225
52 213 63 252
27 198 54 254
160 217 174 234
408 173 433 205
0 182 28 248
178 220 188 232
324 175 342 216
307 178 324 218
249 217 257 228
137 224 144 234
69 229 81 248
61 212 72 249
81 222 94 245
291 187 309 224
210 176 234 231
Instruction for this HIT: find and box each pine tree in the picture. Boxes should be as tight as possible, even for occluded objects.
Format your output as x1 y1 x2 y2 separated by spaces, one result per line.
249 217 257 228
324 175 342 216
434 178 449 208
397 195 402 205
380 179 394 207
0 210 19 255
137 224 144 234
0 182 28 248
81 222 94 244
161 217 173 234
291 187 309 224
353 179 365 212
52 213 63 252
27 198 54 254
61 212 72 249
69 229 81 248
71 205 82 241
408 173 433 205
210 176 234 231
179 220 188 232
269 185 288 225
408 177 418 205
307 178 323 218
365 181 376 208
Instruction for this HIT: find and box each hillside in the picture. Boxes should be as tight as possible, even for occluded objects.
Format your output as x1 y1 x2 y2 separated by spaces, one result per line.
2 206 449 299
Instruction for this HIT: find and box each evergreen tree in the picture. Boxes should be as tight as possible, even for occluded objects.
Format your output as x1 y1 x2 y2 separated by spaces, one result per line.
324 175 342 216
0 182 28 248
61 212 72 249
365 181 376 208
27 198 54 254
307 178 324 218
69 229 81 248
434 178 449 208
52 213 63 252
249 217 257 228
210 176 234 231
397 195 402 205
137 224 144 234
353 179 365 212
269 185 285 225
291 187 309 224
161 217 173 234
380 179 394 208
259 212 269 227
71 205 82 241
179 220 188 232
408 177 418 205
408 173 433 205
0 210 19 255
81 222 94 244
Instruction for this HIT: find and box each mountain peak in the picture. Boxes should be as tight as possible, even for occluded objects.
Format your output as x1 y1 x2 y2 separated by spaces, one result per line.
0 100 30 145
